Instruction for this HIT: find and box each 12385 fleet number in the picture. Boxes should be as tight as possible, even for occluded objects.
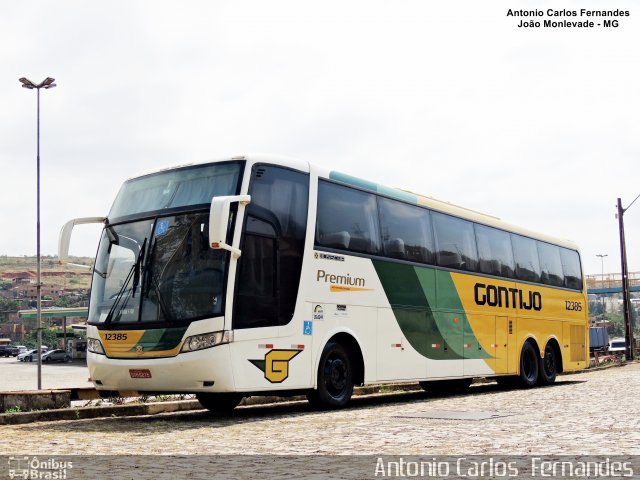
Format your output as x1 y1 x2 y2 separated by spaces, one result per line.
104 333 128 341
565 301 583 312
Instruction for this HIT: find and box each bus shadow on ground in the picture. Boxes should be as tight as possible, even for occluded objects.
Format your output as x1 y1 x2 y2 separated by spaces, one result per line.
19 379 584 434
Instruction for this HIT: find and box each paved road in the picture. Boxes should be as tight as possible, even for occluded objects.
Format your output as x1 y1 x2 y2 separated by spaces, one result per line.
1 362 639 457
0 356 92 391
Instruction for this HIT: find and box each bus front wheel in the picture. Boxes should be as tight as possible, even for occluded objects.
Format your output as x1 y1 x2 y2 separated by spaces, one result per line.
196 392 243 414
307 342 354 409
518 341 539 387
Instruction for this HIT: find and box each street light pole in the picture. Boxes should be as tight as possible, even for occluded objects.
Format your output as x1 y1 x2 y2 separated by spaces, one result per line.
596 254 608 319
617 195 639 361
19 76 56 390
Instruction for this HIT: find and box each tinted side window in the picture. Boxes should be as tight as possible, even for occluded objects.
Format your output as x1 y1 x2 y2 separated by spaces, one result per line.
316 181 381 255
235 217 278 328
475 224 515 278
538 242 564 287
432 212 478 272
378 198 435 264
511 235 541 283
561 249 583 290
234 166 309 329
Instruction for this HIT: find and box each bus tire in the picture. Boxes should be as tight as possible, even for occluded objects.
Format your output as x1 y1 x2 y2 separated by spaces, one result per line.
196 393 243 413
518 341 539 387
307 342 354 409
538 343 558 385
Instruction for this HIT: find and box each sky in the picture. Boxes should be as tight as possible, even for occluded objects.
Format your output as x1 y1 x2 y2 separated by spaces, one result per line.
1 0 639 277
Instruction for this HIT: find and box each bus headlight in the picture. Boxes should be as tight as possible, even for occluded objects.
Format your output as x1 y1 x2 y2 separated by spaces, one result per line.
87 338 106 355
181 331 233 353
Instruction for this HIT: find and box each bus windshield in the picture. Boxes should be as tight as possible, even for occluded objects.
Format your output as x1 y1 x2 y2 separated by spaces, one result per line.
109 161 242 220
89 212 229 325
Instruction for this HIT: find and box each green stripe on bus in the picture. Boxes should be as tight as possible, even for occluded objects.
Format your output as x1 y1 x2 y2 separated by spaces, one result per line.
373 261 461 360
373 260 491 360
128 326 188 352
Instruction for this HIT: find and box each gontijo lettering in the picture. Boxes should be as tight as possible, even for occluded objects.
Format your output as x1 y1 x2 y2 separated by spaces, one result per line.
474 282 542 311
317 269 366 287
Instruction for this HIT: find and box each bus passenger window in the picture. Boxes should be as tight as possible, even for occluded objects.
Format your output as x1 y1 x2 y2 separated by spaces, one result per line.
432 212 478 272
475 224 515 278
537 242 564 287
561 249 583 290
316 181 381 255
378 197 435 264
511 234 541 283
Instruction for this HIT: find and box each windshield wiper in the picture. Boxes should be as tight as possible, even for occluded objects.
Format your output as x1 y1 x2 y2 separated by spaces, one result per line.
141 237 172 322
104 238 147 324
132 238 146 298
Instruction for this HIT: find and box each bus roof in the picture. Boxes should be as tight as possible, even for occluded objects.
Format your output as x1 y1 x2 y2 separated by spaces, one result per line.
320 169 580 252
119 154 579 251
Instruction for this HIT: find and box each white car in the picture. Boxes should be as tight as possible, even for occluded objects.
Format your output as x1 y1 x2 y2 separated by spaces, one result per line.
609 338 626 354
18 349 38 362
17 347 48 362
41 349 72 363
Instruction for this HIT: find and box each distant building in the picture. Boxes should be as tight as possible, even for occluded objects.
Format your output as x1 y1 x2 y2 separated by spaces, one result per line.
0 323 26 342
0 271 36 284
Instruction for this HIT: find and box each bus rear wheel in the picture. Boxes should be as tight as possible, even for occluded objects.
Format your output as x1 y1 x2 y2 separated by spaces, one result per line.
518 341 539 387
538 343 557 385
307 342 354 409
196 393 243 414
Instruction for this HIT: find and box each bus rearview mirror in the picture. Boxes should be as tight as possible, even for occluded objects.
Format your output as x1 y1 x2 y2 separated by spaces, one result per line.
209 195 251 258
58 217 106 265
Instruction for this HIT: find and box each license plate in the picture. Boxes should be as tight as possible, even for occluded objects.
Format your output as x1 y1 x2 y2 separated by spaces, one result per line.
129 369 152 379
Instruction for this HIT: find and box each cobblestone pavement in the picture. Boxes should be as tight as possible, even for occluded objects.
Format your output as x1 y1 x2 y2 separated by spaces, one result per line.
1 363 639 456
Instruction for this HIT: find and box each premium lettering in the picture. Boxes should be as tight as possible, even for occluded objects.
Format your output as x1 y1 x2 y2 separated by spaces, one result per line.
316 270 365 288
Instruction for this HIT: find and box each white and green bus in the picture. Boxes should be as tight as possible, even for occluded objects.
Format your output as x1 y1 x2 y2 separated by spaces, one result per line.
59 155 588 411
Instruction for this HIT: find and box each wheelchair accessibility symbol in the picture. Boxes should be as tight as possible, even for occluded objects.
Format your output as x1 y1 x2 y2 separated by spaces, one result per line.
303 320 312 336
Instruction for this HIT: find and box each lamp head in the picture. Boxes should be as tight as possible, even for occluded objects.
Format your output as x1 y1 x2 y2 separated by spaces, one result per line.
40 77 56 88
19 77 36 89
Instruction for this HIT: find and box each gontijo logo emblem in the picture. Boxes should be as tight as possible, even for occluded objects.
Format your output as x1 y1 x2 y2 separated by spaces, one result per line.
249 349 301 383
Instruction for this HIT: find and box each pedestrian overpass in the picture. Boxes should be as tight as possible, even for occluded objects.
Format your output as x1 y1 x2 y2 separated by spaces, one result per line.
586 272 640 294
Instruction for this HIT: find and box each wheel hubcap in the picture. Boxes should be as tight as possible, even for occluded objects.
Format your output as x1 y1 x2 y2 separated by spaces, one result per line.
544 348 555 375
325 356 347 394
523 350 536 381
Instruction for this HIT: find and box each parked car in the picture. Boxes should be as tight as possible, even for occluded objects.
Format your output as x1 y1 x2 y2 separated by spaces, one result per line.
18 349 38 362
0 345 13 357
18 347 48 362
609 338 626 354
8 345 27 357
41 349 72 363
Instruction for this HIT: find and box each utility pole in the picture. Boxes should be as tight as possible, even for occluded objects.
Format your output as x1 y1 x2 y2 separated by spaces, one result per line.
617 197 637 360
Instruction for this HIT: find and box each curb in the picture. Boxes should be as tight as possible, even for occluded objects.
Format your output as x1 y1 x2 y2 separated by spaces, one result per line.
0 383 421 425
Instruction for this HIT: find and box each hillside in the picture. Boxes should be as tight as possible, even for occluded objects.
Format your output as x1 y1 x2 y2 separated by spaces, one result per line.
0 255 93 289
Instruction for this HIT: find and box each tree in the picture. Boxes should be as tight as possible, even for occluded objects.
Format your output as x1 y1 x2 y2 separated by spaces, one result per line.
27 327 60 349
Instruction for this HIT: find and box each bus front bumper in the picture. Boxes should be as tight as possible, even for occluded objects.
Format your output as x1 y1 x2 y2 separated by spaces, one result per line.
87 345 235 393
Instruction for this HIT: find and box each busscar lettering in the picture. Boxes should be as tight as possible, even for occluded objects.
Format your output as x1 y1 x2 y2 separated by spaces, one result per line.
474 283 542 311
316 269 365 287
